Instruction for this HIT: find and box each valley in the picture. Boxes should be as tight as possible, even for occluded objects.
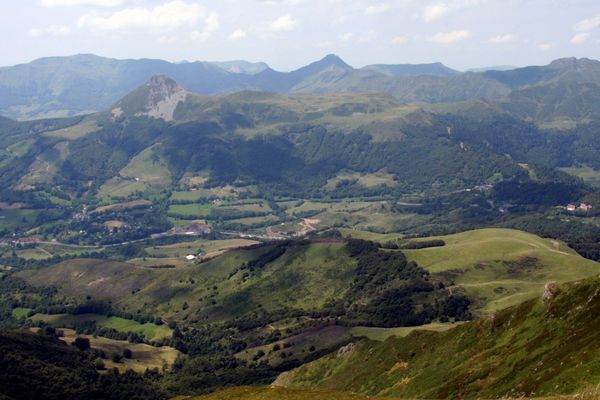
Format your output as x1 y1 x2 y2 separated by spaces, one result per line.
1 54 600 400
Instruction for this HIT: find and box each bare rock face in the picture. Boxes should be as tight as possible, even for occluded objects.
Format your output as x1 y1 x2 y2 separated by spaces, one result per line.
543 282 559 303
111 74 188 122
139 75 188 121
337 342 355 357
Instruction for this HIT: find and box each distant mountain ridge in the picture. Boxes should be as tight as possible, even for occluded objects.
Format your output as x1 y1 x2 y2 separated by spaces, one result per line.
1 54 599 120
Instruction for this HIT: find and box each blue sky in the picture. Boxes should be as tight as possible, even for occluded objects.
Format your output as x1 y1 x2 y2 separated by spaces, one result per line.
1 0 599 70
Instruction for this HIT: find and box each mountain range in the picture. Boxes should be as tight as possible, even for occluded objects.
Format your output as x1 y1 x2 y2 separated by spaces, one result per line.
2 54 599 121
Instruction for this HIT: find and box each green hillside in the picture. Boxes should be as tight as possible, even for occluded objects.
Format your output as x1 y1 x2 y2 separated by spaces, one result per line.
341 228 600 314
276 276 600 398
403 228 600 313
18 229 600 321
17 242 357 322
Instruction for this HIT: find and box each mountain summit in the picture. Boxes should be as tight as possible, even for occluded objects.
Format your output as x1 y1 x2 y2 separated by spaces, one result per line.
111 75 188 121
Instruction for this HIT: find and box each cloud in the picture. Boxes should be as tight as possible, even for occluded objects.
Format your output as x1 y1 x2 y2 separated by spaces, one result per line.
190 13 219 41
340 32 354 41
489 34 514 43
538 42 553 51
29 25 72 37
41 0 125 6
77 1 204 32
28 28 44 38
571 32 590 45
422 3 449 22
258 0 304 4
366 4 389 15
391 35 408 44
574 15 600 32
228 29 247 41
268 15 297 32
431 30 470 44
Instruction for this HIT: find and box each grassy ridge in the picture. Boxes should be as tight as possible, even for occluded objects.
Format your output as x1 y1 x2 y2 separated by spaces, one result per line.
402 228 600 313
276 276 600 398
339 228 600 314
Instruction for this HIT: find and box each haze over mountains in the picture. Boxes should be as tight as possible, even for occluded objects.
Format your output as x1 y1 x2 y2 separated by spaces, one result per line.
2 53 599 120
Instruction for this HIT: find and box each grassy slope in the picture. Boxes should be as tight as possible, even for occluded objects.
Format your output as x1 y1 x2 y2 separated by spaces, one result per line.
182 386 393 400
276 276 600 398
402 228 600 313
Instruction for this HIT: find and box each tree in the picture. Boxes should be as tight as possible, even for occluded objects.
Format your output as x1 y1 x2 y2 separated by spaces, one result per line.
95 358 105 370
72 337 90 351
123 348 133 359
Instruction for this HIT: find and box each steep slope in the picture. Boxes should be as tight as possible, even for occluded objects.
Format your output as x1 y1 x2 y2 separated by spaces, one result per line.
276 276 600 398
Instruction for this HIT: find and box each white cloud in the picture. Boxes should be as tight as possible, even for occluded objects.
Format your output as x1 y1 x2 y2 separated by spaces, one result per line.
391 35 408 44
228 29 247 41
366 4 389 15
340 32 354 41
41 0 125 6
574 15 600 32
268 15 297 32
431 30 470 44
78 1 205 32
28 28 44 38
258 0 304 4
489 34 514 43
538 42 553 51
29 25 72 37
422 3 449 22
571 32 590 45
190 13 219 41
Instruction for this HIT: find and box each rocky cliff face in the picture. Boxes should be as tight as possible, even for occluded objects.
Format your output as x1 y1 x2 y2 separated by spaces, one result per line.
111 74 188 122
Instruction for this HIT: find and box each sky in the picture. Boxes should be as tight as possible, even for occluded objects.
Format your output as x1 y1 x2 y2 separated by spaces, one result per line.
1 0 599 71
